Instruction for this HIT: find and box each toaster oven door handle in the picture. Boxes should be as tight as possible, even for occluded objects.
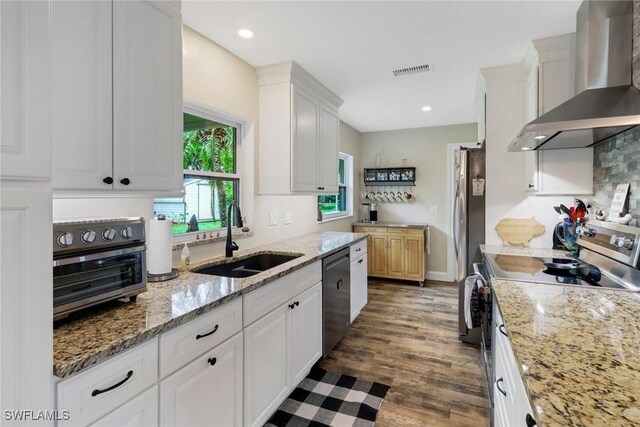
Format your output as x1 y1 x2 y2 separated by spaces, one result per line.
53 245 146 267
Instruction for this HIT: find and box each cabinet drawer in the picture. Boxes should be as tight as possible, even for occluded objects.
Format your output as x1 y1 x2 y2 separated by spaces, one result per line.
387 227 424 235
350 240 367 259
159 299 242 378
57 338 158 426
244 276 292 327
290 261 322 297
354 226 387 233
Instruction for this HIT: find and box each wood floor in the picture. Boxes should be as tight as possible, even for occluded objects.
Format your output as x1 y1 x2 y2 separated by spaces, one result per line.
318 279 490 427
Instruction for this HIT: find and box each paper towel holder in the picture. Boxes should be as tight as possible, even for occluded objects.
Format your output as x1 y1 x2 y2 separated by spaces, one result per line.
147 268 179 282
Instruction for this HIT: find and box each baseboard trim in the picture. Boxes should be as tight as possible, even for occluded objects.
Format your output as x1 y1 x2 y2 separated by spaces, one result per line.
426 271 452 282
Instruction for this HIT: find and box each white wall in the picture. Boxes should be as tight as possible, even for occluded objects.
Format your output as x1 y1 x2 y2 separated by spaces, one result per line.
54 26 361 267
360 123 478 280
482 65 573 249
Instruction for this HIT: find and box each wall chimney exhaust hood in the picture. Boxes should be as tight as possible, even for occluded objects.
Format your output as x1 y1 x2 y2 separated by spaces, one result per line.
509 0 640 152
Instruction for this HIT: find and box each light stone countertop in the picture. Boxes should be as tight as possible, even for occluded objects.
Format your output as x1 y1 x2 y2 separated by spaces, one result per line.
53 231 367 379
481 244 570 259
492 280 640 427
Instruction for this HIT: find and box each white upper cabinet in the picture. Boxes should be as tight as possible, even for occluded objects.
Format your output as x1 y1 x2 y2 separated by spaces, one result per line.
0 1 51 180
522 34 593 195
257 61 343 195
51 0 183 193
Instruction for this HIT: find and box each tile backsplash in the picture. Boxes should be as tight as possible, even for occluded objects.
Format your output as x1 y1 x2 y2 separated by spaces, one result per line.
593 127 640 220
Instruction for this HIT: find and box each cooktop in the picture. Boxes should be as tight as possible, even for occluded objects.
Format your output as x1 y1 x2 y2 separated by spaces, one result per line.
482 253 626 289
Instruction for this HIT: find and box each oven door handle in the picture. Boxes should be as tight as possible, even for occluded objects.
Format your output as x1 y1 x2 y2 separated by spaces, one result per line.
53 245 146 267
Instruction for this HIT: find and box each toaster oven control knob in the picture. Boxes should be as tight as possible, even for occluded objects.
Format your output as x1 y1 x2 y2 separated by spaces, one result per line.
56 232 74 247
121 226 133 239
80 230 97 244
102 228 117 241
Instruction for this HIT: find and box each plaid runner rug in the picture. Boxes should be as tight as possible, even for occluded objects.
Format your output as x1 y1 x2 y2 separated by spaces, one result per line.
265 366 391 427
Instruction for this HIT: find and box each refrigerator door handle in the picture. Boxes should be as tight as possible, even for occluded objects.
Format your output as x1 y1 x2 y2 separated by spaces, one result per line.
453 181 460 260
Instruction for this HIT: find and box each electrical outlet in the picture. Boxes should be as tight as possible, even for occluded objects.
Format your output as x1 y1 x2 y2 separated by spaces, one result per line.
284 211 292 225
269 211 278 226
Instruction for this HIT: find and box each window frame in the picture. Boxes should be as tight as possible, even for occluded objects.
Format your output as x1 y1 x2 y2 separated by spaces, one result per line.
167 103 243 243
318 152 353 221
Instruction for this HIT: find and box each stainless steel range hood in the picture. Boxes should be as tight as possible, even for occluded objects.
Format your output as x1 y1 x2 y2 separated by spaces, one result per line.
509 0 640 152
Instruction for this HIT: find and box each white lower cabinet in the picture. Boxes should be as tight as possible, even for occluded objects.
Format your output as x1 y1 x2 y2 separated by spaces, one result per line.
350 253 368 322
492 300 536 427
160 332 244 427
90 385 158 427
244 281 323 427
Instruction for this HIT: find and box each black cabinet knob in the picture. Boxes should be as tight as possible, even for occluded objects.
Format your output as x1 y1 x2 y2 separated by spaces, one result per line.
526 414 537 427
295 301 299 307
528 184 535 188
289 303 295 309
120 178 131 186
207 357 217 366
103 176 113 185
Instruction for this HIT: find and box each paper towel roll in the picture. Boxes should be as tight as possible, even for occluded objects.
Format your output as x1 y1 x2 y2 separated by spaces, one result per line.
148 218 173 274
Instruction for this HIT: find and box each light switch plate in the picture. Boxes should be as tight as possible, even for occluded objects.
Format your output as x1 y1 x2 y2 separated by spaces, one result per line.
269 211 278 226
284 211 292 225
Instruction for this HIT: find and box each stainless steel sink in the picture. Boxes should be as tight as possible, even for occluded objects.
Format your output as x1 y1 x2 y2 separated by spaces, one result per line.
193 253 302 278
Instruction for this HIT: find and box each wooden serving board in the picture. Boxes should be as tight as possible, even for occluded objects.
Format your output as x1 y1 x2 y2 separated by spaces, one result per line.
495 218 545 247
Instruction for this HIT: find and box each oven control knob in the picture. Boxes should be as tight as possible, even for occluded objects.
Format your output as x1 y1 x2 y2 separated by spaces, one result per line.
80 230 97 244
102 228 117 241
56 232 74 248
121 226 133 239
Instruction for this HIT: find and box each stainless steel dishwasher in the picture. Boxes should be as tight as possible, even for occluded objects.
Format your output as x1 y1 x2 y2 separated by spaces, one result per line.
322 248 351 356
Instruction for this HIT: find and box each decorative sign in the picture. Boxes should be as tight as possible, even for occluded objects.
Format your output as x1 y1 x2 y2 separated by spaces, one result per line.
608 183 630 221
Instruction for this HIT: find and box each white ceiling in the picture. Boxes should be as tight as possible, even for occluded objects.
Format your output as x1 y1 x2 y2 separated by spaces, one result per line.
182 1 581 133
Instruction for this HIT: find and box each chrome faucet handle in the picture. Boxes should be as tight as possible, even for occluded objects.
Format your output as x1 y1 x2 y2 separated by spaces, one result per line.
578 225 596 238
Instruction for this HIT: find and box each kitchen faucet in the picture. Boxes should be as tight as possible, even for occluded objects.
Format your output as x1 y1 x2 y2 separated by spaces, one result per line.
226 200 244 257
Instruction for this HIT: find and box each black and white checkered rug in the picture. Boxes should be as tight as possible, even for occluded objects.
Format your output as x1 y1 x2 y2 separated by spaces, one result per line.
265 366 391 427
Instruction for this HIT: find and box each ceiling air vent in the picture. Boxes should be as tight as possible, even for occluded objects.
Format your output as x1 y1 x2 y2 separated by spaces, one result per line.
392 63 431 77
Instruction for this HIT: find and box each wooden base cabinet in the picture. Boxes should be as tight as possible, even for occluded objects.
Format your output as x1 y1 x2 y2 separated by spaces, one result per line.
160 332 244 427
354 225 428 285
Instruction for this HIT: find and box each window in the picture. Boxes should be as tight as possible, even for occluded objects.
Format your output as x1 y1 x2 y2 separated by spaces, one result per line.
154 109 240 236
317 153 353 220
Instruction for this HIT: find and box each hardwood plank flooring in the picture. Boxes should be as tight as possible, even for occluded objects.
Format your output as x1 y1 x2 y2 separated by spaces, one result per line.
319 279 490 427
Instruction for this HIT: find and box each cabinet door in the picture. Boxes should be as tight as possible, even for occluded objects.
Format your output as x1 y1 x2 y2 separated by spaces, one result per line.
244 305 289 427
370 235 388 277
0 184 52 418
350 255 368 322
0 1 51 180
160 332 243 427
113 0 182 192
291 85 319 192
51 0 113 190
404 236 424 280
289 282 322 386
91 385 158 427
387 235 405 277
317 106 339 193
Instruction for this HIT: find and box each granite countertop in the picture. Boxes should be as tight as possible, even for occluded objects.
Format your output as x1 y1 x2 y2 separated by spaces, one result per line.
53 231 367 379
480 244 570 258
492 280 640 426
352 221 429 228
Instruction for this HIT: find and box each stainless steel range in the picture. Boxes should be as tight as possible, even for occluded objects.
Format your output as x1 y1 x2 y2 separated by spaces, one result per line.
484 220 640 291
53 217 147 320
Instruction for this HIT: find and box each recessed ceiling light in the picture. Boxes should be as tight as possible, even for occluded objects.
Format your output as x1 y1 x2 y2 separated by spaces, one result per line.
421 106 432 112
534 135 546 140
238 29 254 39
521 147 532 151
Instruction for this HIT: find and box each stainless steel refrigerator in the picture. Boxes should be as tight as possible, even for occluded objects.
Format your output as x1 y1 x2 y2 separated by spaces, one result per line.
455 147 486 344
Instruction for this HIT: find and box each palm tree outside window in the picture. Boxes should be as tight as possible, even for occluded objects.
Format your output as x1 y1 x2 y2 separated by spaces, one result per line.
154 110 240 236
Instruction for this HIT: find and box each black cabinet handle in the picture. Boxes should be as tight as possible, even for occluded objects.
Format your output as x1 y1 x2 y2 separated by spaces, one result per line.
358 259 364 264
499 324 508 337
528 184 535 188
526 414 537 427
207 357 217 366
91 370 133 397
289 303 295 309
120 178 131 185
317 186 325 190
496 377 507 396
295 301 299 307
103 176 113 185
196 324 219 340
356 248 361 252
337 279 343 289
